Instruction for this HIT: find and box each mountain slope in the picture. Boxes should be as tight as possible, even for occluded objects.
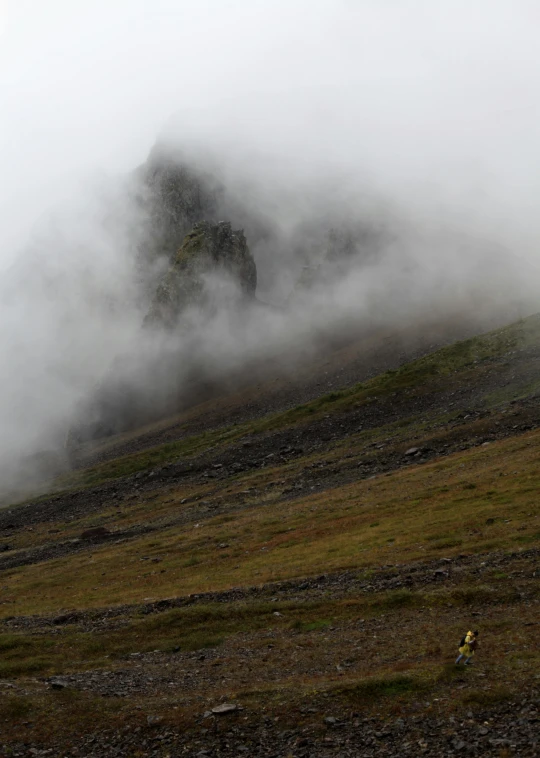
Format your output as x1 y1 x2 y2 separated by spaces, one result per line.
0 315 539 756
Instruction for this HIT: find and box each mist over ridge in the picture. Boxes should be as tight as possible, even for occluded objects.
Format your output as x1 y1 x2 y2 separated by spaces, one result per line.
1 1 540 496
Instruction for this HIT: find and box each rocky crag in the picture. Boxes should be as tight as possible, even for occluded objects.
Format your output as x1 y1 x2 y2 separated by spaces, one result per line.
136 147 220 268
145 220 257 328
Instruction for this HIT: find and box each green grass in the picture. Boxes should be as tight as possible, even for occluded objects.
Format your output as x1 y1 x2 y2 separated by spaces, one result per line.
372 589 420 609
335 674 424 701
4 418 540 619
255 314 540 432
0 633 60 678
61 425 242 490
2 573 535 681
0 601 336 677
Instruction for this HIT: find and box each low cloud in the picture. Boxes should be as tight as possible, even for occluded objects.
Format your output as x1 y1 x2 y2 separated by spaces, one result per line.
1 1 540 498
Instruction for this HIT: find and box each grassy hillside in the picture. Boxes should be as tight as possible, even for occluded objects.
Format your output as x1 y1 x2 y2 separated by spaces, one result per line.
47 312 540 491
0 315 539 755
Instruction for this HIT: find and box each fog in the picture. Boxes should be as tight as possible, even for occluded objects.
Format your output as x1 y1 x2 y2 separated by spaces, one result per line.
2 0 540 496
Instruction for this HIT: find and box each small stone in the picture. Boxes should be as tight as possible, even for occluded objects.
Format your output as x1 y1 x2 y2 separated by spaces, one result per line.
405 447 420 456
211 703 238 715
50 680 68 690
324 716 337 725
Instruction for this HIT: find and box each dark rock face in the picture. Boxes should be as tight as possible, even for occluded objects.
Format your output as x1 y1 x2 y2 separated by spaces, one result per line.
145 221 257 328
137 149 220 267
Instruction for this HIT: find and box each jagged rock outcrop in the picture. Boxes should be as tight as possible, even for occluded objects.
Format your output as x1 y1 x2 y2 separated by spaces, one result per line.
145 221 257 328
136 148 221 267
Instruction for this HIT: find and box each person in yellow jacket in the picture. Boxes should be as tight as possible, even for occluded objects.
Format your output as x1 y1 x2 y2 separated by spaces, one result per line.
456 630 479 665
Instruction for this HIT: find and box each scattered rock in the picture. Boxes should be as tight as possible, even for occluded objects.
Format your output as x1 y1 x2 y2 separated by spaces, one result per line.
404 447 420 456
211 703 238 715
434 569 448 578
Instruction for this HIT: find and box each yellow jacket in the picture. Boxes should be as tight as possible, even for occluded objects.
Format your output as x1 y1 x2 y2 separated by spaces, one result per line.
458 631 476 656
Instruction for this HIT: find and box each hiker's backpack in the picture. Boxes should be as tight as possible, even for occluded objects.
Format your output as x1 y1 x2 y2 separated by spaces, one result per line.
460 635 467 647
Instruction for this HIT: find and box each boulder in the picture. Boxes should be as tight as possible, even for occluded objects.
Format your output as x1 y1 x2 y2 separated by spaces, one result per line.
146 221 257 328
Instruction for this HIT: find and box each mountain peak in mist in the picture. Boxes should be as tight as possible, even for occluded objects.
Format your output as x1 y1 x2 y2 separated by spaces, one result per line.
136 145 221 269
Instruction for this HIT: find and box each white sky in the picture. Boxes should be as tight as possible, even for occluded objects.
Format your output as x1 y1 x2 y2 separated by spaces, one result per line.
2 1 540 259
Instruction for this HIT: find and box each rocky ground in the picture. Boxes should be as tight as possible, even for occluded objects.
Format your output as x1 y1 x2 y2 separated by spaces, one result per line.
3 546 538 630
74 315 510 470
1 544 538 757
2 382 540 574
1 697 538 757
1 317 539 756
